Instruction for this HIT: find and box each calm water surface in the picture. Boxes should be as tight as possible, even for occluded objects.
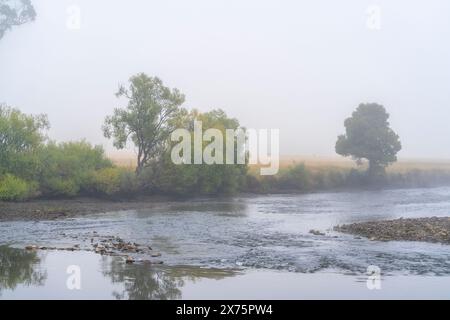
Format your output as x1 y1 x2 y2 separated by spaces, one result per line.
2 187 450 299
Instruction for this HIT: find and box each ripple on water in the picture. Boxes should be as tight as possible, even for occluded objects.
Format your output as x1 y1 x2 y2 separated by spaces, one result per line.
2 187 450 275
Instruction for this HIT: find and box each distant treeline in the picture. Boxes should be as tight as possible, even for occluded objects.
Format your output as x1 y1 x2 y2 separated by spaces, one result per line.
0 104 248 201
2 73 450 202
245 164 450 194
1 104 450 202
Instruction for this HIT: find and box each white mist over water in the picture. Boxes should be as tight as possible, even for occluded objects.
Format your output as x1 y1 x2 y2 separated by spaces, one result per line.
1 0 450 158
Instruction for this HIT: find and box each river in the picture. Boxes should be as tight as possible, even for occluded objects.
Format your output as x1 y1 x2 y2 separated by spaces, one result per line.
1 187 450 299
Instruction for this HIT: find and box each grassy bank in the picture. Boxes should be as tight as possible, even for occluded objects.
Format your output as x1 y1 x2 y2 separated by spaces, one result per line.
244 158 450 194
3 149 450 202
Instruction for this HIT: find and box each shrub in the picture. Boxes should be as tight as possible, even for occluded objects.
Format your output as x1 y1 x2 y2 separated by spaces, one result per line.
0 174 36 201
42 177 80 197
88 167 138 197
278 164 311 191
36 141 113 197
0 105 49 178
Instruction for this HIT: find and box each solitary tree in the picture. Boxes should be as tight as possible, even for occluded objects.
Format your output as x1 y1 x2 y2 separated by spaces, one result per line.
103 73 185 173
0 0 36 40
335 103 401 177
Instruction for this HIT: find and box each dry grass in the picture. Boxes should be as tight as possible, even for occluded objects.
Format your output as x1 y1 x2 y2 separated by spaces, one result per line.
108 152 450 175
250 155 450 175
107 151 136 169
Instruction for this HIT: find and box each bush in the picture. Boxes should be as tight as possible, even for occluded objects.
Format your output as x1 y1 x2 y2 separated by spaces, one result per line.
278 164 311 191
0 174 36 201
88 167 138 197
0 105 49 178
42 177 80 197
36 141 113 197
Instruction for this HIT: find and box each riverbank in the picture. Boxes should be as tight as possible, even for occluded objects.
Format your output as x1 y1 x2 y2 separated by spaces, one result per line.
2 187 450 223
0 196 174 221
335 217 450 244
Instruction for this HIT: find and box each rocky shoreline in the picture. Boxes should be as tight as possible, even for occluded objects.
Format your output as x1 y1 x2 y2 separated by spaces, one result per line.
335 217 450 244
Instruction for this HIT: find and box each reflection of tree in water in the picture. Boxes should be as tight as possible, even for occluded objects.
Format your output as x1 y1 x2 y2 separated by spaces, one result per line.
101 257 184 300
0 246 46 295
101 256 237 300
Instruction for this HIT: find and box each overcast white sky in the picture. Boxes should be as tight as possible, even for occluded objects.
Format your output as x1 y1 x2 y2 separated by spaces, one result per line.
1 0 450 159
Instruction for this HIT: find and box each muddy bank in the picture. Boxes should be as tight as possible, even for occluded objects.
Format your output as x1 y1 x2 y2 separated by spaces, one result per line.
0 196 173 221
335 217 450 244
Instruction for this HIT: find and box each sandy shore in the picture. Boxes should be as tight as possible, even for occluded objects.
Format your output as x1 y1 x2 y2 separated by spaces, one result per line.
335 217 450 244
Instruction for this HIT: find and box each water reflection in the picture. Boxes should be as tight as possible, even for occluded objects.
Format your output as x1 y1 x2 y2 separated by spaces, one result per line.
134 199 249 217
0 246 237 300
0 246 46 296
100 257 236 300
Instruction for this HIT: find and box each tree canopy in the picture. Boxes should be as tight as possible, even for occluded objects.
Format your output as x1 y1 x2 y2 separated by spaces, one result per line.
335 103 402 176
0 0 36 40
0 104 48 176
148 108 248 195
103 73 185 172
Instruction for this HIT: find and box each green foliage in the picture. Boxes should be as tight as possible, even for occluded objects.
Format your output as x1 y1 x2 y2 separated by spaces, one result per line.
0 105 134 200
244 174 277 193
103 73 185 172
144 109 248 196
0 174 36 201
0 246 46 293
146 157 198 195
152 161 247 196
0 104 49 177
0 0 36 40
336 103 402 176
36 141 113 197
278 164 311 191
87 167 138 197
1 92 449 202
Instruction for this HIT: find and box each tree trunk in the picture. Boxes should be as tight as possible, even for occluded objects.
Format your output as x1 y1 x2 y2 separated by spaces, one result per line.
368 160 385 179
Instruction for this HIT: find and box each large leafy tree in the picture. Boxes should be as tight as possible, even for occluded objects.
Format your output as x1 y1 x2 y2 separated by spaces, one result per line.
149 109 248 195
0 0 36 40
0 246 46 295
103 73 185 173
336 103 401 177
0 104 49 177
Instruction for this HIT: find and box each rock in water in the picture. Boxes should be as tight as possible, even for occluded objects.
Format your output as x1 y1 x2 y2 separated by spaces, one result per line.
309 230 325 236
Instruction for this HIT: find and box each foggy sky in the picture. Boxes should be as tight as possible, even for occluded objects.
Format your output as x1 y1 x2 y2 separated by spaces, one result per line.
1 0 450 159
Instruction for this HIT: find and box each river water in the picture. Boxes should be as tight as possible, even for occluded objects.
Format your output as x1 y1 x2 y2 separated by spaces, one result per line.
1 187 450 299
